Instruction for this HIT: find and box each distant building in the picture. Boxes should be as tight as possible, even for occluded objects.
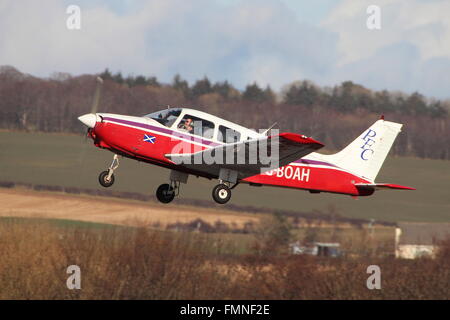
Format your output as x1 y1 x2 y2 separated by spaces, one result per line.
315 242 341 257
290 242 341 257
395 222 450 259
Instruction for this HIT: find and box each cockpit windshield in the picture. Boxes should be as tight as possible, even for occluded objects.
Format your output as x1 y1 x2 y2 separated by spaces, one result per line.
144 108 181 127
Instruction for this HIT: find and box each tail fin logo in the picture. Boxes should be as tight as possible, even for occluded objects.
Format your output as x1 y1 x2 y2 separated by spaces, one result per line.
360 129 377 160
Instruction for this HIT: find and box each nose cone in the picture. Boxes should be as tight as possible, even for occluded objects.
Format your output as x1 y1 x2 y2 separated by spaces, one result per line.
78 114 97 128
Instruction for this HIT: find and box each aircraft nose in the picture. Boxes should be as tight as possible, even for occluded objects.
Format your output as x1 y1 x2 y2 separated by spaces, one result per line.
78 114 97 128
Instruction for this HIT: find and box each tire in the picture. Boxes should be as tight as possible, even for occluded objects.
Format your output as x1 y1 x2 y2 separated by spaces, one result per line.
98 170 115 188
212 184 231 204
156 183 175 204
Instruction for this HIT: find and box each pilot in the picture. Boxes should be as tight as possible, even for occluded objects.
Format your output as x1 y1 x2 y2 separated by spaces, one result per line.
179 118 194 133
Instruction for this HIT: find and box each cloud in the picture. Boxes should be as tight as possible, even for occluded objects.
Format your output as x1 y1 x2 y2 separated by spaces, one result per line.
323 0 450 63
0 0 449 98
0 0 338 89
322 0 450 98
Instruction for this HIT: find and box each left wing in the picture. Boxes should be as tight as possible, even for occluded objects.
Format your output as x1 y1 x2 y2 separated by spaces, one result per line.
166 133 324 180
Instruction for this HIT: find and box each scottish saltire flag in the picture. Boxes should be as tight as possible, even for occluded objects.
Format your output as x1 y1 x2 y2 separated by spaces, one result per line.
143 134 156 144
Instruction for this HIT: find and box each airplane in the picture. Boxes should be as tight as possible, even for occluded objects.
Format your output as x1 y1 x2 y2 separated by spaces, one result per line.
78 79 414 205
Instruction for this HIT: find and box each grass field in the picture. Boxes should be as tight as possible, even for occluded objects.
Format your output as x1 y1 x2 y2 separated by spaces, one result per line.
0 216 447 299
0 188 397 256
0 130 449 222
0 216 254 255
0 187 261 228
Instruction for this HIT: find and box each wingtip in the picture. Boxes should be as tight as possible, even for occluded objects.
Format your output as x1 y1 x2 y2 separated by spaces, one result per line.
279 133 324 147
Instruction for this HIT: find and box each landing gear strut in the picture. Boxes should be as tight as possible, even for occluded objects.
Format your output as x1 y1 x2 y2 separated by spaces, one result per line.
98 154 119 188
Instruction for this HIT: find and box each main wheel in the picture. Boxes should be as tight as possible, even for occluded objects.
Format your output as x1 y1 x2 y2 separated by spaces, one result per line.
212 184 231 204
156 183 175 204
98 170 115 188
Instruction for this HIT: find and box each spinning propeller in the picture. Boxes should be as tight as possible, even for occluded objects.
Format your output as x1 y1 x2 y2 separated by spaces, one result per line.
77 76 104 164
78 76 103 129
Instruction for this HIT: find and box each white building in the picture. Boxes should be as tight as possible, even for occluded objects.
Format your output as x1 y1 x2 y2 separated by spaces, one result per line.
395 222 450 259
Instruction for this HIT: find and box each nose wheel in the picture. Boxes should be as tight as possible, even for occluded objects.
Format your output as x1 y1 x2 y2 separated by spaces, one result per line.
99 170 115 187
212 184 232 204
98 154 119 188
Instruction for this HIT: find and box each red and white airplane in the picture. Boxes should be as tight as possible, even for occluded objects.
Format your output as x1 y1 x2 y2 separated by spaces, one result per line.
78 104 414 204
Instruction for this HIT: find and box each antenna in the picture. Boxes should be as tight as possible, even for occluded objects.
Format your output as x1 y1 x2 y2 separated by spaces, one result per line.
262 122 277 136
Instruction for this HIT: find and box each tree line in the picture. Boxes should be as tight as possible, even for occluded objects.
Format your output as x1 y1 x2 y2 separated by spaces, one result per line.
0 65 449 160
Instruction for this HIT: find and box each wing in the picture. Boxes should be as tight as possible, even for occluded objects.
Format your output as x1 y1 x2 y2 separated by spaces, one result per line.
166 133 324 180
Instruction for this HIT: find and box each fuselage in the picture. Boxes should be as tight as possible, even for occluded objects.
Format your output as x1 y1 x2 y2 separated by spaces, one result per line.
86 108 373 196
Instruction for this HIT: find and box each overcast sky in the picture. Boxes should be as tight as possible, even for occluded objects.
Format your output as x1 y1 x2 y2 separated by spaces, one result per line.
1 0 449 99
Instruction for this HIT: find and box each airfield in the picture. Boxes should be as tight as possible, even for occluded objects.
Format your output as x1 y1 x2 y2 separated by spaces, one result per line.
0 130 449 300
0 130 449 223
0 187 260 228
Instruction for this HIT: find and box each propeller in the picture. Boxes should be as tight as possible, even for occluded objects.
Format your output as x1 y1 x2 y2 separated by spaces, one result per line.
78 76 104 130
91 76 103 114
78 76 104 163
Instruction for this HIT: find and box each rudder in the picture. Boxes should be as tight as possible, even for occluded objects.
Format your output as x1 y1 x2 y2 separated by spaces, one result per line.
321 119 402 181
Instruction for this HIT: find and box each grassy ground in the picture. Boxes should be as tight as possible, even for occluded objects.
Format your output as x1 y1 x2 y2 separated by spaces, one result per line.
0 216 120 229
0 217 447 299
0 130 449 222
0 189 396 257
0 216 255 255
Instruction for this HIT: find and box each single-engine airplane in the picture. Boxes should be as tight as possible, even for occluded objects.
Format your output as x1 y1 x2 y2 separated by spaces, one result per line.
78 79 414 204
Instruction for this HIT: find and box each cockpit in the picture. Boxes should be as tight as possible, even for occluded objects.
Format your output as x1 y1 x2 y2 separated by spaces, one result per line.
144 108 260 143
144 108 182 127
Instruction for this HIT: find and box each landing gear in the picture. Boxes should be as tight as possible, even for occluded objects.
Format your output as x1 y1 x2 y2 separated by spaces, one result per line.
99 170 115 187
212 183 232 204
155 171 187 204
98 154 119 188
156 183 176 204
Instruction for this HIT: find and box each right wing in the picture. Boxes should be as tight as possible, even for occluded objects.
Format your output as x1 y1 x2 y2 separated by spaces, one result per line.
165 133 324 180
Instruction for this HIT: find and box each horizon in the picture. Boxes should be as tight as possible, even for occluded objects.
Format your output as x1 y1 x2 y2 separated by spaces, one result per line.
2 64 448 105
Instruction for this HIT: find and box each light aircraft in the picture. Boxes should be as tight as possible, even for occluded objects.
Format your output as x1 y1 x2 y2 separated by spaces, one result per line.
78 78 414 204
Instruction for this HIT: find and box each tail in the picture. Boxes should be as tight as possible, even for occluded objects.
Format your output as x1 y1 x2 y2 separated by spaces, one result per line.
321 117 402 182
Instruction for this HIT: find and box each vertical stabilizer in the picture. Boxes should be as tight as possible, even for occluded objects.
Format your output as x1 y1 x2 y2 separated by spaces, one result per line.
321 119 402 181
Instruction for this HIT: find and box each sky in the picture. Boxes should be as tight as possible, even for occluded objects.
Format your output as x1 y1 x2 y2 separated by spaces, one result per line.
0 0 449 99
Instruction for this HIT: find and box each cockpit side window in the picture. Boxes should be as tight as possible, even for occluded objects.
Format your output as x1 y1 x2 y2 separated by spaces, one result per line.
145 109 181 127
218 125 241 143
177 114 215 139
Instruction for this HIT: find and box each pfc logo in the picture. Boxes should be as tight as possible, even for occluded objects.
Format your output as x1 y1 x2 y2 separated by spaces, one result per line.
360 129 376 160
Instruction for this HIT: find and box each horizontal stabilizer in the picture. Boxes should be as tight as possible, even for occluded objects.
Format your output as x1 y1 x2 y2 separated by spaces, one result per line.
355 183 415 191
